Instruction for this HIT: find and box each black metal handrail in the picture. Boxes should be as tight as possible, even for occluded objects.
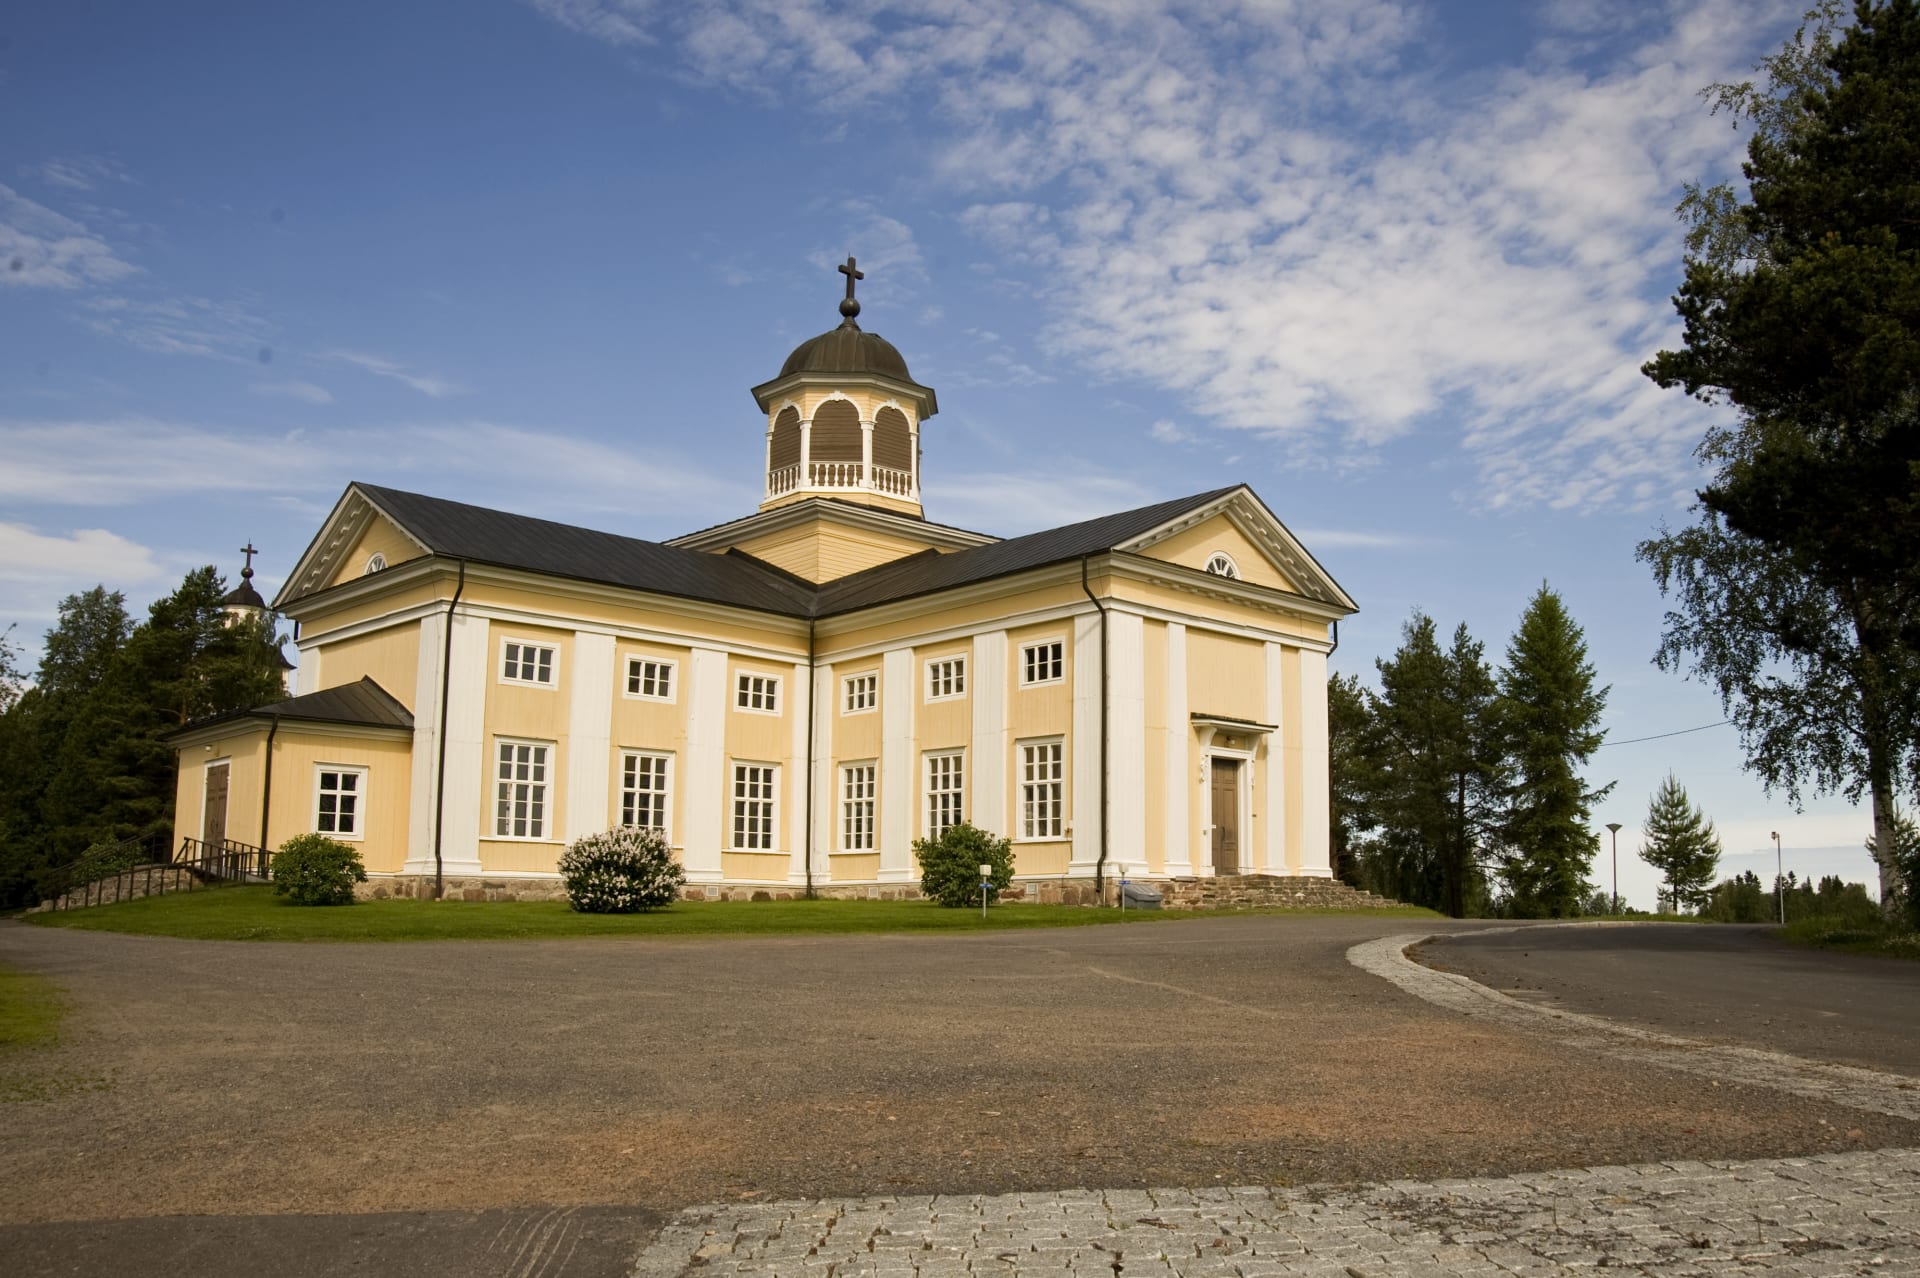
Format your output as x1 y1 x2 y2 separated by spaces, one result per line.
38 833 271 911
174 836 272 883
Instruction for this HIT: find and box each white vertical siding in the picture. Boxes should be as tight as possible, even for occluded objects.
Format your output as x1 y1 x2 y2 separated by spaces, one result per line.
1069 610 1103 875
565 631 616 842
879 647 914 880
682 646 729 883
1108 611 1146 876
970 630 1008 838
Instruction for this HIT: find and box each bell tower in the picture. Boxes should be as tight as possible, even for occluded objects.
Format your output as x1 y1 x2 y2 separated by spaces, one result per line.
750 257 938 518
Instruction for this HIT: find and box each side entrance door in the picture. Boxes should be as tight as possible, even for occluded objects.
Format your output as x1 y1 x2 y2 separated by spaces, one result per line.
1210 759 1240 875
203 762 229 849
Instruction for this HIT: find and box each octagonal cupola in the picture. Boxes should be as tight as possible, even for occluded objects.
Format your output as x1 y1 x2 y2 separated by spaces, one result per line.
750 256 938 518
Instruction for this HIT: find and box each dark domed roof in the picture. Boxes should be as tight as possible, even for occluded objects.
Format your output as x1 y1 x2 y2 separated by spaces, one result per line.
779 320 918 384
221 580 266 610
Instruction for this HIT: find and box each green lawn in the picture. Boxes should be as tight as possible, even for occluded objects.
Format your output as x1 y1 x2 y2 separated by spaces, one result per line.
0 962 65 1052
23 884 1438 942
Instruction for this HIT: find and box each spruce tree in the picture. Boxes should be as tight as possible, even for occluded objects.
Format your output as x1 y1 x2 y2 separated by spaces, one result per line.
1638 773 1721 913
1495 584 1612 916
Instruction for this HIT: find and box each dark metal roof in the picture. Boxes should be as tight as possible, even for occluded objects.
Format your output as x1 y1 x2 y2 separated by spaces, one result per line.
169 676 414 739
220 581 266 609
813 488 1241 616
353 484 818 617
779 320 922 385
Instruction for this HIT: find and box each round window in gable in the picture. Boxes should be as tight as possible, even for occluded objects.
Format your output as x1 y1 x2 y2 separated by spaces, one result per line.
363 552 388 575
1203 551 1240 579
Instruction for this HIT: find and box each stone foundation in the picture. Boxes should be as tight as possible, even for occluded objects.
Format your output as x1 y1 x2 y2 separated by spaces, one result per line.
355 871 1397 909
31 863 210 912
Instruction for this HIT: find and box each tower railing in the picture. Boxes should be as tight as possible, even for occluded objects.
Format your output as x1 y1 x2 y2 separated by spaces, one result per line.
766 462 916 502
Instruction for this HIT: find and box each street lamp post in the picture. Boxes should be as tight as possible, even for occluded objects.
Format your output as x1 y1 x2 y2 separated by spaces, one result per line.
1605 823 1623 915
1771 831 1783 924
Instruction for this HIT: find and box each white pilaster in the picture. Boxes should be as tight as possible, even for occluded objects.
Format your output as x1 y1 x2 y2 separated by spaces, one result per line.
1297 648 1333 877
807 662 835 885
565 631 615 842
682 646 729 883
798 415 813 484
1263 641 1287 875
1069 609 1104 875
787 660 811 884
860 419 874 489
1108 611 1146 877
970 631 1007 839
407 614 446 865
879 647 915 880
422 612 487 877
1163 622 1192 876
295 640 321 695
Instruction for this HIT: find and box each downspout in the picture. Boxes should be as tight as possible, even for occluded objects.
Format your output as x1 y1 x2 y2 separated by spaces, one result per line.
259 712 281 855
804 616 817 899
431 560 467 901
1328 619 1339 657
1079 556 1110 902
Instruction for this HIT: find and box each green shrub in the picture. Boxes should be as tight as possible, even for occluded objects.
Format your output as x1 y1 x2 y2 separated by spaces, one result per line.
559 826 685 913
271 833 367 906
914 822 1014 908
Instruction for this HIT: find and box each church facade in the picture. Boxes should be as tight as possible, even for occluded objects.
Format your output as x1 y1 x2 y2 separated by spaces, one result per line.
170 266 1357 901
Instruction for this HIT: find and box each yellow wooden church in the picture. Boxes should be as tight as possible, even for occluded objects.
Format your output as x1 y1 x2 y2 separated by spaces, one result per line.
171 263 1358 901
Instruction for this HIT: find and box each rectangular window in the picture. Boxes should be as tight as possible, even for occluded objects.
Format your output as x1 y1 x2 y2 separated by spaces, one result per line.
501 640 556 686
925 656 966 701
732 763 779 850
619 751 671 834
841 763 876 851
925 750 964 840
494 740 551 839
843 672 878 714
625 657 675 702
315 766 367 839
736 673 780 714
1021 640 1064 686
1019 739 1064 839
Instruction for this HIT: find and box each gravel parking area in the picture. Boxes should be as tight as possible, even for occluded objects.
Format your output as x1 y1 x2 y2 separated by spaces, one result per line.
2 915 1915 1226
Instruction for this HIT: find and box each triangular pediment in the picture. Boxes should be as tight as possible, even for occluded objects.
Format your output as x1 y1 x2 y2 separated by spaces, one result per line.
1119 487 1357 613
275 484 431 608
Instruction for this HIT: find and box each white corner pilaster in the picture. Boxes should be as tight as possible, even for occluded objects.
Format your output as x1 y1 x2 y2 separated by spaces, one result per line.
407 615 445 866
806 662 835 886
1109 611 1146 877
970 630 1007 840
682 646 729 883
294 641 321 696
1163 622 1192 876
1069 609 1104 875
565 631 615 842
1297 648 1332 877
879 647 915 880
1263 641 1287 875
413 612 487 877
787 660 811 885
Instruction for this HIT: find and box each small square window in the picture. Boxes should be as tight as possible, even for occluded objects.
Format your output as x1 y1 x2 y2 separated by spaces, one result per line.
844 672 878 714
736 673 780 713
626 657 676 701
501 640 556 686
925 656 966 701
1020 640 1064 686
315 766 367 840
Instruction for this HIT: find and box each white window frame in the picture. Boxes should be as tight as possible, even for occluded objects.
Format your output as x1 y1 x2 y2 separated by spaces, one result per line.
1019 639 1065 687
313 764 368 841
924 656 967 702
499 638 558 687
732 761 780 851
1203 551 1241 580
618 750 673 837
843 671 878 715
924 749 965 840
1017 738 1065 841
840 761 876 851
493 738 555 840
736 672 781 715
624 656 677 703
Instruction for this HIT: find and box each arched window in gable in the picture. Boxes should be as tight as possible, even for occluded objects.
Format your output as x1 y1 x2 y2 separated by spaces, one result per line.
1204 551 1240 580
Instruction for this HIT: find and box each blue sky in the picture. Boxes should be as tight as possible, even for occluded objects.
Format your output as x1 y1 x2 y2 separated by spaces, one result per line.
0 0 1880 904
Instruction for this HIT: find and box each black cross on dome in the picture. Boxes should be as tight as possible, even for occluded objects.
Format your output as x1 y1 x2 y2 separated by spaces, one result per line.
838 255 863 323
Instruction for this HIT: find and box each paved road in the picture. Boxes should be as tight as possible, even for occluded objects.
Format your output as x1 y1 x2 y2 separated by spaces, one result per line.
1419 923 1920 1077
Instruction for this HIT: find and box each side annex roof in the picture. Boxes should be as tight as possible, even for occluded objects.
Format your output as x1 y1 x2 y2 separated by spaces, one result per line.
167 676 415 740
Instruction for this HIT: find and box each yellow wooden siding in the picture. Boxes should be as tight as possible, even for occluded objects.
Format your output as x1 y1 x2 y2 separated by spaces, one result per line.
817 581 1090 656
325 512 425 589
1108 577 1332 644
729 519 935 583
1013 842 1071 877
176 728 268 846
609 640 688 836
830 852 880 882
1187 629 1265 718
265 733 414 874
723 658 794 853
721 851 790 882
297 578 447 638
319 625 421 710
460 582 807 656
914 641 971 840
1140 515 1298 594
477 838 564 874
835 664 883 760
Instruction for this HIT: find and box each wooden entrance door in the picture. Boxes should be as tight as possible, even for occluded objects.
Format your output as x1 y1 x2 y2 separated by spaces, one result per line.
203 762 229 848
1210 759 1240 875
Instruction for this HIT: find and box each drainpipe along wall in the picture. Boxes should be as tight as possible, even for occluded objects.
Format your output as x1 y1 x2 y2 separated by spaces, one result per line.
1079 556 1110 900
804 616 816 899
258 712 281 852
431 560 467 901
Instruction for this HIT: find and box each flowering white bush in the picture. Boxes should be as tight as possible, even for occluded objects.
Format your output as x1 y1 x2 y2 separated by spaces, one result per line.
558 826 685 913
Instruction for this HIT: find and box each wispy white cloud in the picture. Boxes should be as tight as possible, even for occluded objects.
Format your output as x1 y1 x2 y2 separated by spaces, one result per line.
1149 420 1198 445
0 184 139 290
1291 527 1415 550
0 523 166 584
32 155 137 193
252 379 335 405
321 349 464 398
526 0 1793 511
923 470 1152 535
81 293 275 363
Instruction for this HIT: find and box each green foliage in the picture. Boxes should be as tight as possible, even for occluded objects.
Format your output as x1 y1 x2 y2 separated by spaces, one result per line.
914 821 1014 908
1641 0 1920 913
1866 809 1920 930
0 962 65 1053
558 826 686 913
1494 584 1611 917
271 833 368 906
1327 672 1377 889
1638 774 1722 912
0 624 23 717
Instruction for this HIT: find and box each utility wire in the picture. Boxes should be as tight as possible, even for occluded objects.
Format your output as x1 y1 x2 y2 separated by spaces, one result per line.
1598 719 1732 748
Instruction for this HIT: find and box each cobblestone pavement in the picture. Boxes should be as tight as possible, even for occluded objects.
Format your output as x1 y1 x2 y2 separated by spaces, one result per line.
631 1148 1920 1277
